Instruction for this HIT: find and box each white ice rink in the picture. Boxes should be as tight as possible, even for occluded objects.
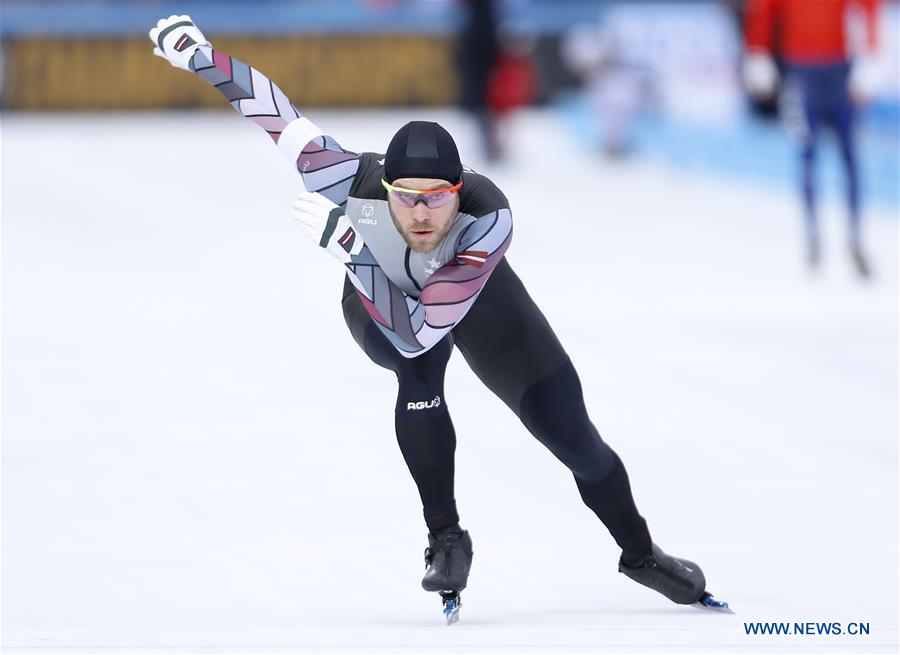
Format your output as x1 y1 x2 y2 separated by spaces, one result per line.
2 110 898 653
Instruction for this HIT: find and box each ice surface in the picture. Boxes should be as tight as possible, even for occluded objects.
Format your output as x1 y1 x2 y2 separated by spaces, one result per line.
2 109 897 653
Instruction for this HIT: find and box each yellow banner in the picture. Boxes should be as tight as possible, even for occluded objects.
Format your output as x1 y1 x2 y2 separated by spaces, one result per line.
2 34 458 110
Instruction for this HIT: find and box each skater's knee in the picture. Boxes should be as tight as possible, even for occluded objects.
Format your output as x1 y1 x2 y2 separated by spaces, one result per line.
518 360 615 479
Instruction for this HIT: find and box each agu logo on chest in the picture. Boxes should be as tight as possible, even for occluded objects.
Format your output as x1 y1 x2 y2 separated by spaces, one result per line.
358 202 377 225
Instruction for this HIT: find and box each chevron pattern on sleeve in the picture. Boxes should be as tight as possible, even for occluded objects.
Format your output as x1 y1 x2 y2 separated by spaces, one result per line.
190 46 300 143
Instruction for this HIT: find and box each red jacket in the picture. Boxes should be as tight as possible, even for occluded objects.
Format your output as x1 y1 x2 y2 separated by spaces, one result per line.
487 53 537 114
744 0 879 64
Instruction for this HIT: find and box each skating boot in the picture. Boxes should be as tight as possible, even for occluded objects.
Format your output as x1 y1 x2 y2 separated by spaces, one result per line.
807 237 821 269
422 527 473 624
851 244 872 279
619 543 731 612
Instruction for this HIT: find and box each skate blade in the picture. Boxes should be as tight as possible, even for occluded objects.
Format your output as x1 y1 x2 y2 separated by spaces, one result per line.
441 592 461 625
444 603 460 625
693 592 734 614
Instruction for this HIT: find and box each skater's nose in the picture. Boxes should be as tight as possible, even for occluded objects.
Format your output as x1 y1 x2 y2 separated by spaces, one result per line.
411 203 431 222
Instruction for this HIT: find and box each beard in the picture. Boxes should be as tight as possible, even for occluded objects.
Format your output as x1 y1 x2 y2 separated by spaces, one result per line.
389 205 455 254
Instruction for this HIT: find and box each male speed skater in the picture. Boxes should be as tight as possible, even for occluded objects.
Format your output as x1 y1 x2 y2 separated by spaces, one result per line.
150 15 730 623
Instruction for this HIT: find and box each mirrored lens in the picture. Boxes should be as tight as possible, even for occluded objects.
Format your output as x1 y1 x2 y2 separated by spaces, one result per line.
391 190 455 208
393 191 420 207
421 192 454 208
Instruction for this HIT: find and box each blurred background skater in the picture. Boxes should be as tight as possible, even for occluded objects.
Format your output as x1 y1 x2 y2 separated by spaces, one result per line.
456 0 502 161
561 20 654 159
743 0 882 278
484 22 538 161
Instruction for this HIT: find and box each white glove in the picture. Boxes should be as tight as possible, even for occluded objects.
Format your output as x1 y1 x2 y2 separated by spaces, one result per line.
149 15 210 71
291 192 365 264
743 53 779 98
849 54 881 104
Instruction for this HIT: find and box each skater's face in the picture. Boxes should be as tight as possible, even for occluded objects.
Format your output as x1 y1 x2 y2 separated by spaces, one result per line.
386 177 460 253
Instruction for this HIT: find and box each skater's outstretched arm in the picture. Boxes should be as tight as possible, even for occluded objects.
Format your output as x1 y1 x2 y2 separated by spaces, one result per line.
291 184 512 358
149 15 359 205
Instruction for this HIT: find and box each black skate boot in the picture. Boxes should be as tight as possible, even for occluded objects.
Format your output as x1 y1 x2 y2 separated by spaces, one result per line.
807 237 821 269
851 244 872 279
619 543 706 605
422 527 473 624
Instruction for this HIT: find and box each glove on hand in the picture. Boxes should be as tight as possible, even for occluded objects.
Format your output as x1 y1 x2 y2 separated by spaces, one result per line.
291 192 365 264
849 54 880 105
743 53 779 99
149 15 210 71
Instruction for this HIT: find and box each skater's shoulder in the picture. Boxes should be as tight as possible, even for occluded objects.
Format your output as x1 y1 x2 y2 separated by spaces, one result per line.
349 152 390 200
458 168 510 218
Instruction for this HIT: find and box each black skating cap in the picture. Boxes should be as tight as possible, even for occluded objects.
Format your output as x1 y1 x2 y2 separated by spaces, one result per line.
384 121 462 184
